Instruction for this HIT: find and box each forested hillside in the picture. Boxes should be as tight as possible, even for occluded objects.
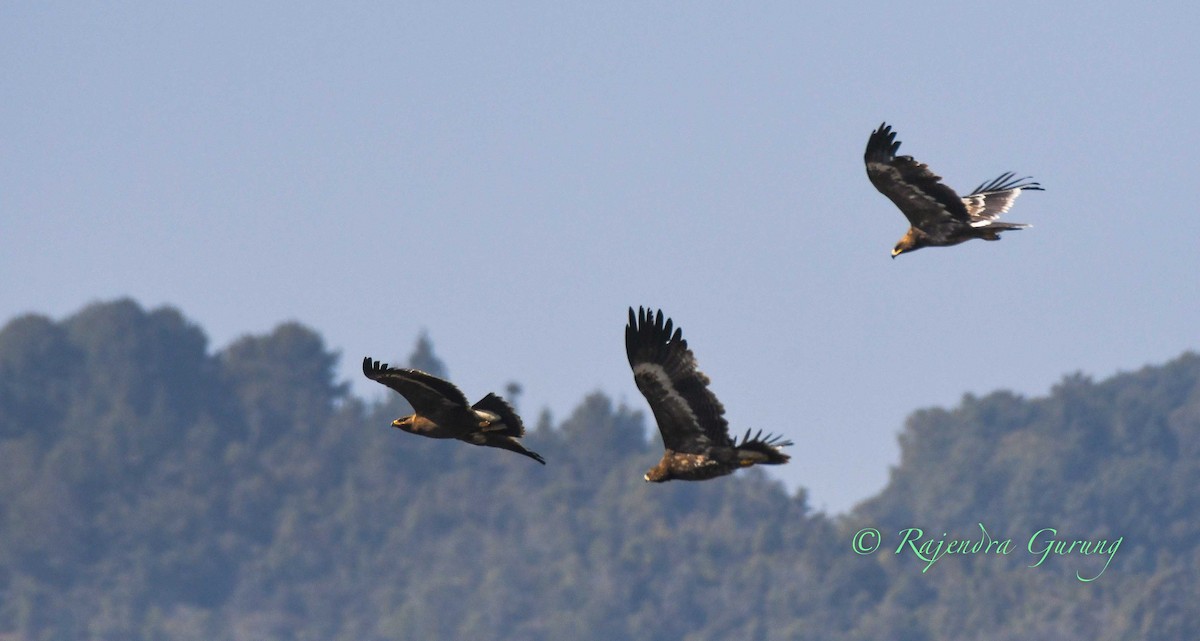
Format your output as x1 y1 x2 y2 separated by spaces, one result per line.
0 300 1196 640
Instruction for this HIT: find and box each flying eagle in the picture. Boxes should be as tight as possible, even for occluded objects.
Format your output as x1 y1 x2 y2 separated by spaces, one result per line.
363 357 545 464
865 122 1043 257
625 307 791 482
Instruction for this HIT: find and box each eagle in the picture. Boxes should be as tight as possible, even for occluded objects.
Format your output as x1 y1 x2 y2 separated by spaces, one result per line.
864 122 1043 257
625 307 791 482
362 357 545 464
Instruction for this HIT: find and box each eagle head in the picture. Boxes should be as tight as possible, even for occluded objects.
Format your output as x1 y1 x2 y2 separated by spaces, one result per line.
892 229 925 258
391 416 414 432
643 462 671 483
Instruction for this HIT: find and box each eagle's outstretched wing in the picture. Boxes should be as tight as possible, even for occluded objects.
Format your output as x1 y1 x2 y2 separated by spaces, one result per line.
962 171 1043 224
625 307 732 453
362 357 469 414
864 122 970 227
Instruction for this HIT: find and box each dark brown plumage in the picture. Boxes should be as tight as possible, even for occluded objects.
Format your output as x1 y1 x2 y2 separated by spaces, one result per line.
362 357 544 464
624 307 791 482
865 122 1043 257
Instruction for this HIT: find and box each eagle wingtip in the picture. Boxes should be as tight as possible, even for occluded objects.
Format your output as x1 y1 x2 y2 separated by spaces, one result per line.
865 121 901 163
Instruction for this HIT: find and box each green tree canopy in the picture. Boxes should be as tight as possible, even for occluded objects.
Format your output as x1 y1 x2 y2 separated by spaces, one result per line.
0 300 1197 640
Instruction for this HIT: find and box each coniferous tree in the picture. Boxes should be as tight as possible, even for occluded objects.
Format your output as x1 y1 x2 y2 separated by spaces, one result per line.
407 331 447 378
0 301 1198 641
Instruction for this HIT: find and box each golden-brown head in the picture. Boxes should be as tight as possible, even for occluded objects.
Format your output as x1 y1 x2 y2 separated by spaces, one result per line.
891 229 925 258
390 413 445 436
643 462 670 483
391 415 414 432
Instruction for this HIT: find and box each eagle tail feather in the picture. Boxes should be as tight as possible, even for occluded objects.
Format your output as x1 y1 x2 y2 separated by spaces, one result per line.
477 435 546 465
981 221 1031 232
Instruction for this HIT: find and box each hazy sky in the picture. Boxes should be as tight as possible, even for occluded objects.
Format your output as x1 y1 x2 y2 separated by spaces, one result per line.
4 1 1198 513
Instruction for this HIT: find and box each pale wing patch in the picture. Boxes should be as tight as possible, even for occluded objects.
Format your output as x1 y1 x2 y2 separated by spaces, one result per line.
964 187 1023 221
870 162 954 213
634 362 698 424
633 362 713 447
962 194 986 219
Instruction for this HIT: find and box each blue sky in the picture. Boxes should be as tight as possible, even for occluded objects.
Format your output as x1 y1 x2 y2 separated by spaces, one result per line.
4 1 1198 513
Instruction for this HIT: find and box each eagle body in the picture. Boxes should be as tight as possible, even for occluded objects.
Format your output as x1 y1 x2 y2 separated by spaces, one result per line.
625 307 791 483
865 122 1042 257
391 406 490 439
644 445 790 482
645 451 727 483
363 357 545 464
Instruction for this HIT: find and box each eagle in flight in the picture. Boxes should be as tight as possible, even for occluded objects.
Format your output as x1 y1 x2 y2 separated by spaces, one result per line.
625 307 791 482
864 122 1043 257
363 357 545 464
